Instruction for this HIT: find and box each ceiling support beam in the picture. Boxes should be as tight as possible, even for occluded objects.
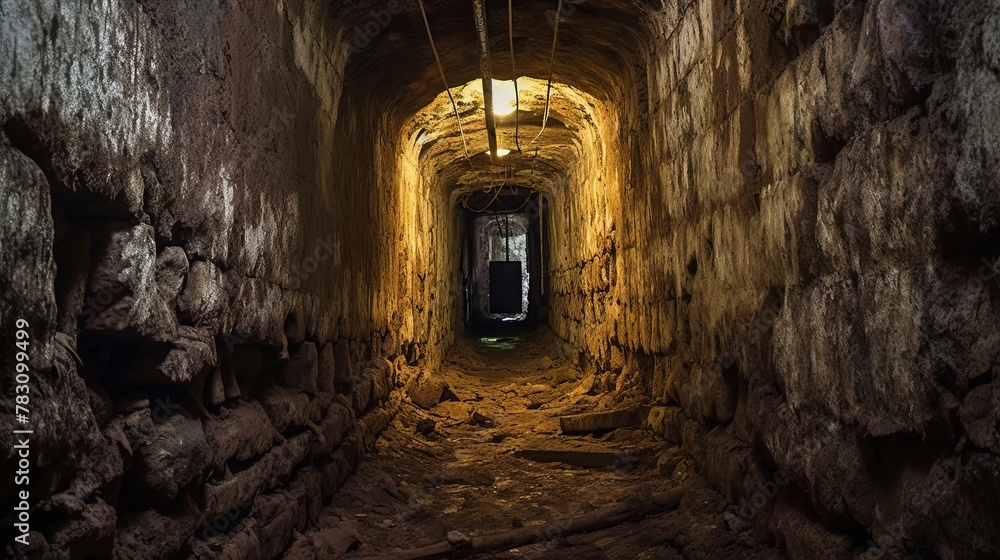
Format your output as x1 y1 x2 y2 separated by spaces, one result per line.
472 0 499 166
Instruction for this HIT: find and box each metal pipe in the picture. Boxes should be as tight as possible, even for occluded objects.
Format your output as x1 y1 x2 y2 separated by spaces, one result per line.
472 0 499 165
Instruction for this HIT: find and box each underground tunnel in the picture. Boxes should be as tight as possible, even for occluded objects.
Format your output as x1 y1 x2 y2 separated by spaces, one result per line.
1 0 999 558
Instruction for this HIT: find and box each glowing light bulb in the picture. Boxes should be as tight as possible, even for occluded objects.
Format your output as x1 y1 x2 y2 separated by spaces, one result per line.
484 148 511 157
490 79 518 116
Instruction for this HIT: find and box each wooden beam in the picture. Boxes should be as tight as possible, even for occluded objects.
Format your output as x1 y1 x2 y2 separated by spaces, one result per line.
472 0 499 165
362 484 691 560
559 408 644 434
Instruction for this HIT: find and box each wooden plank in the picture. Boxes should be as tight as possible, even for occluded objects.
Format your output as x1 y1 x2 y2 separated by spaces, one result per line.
558 408 642 434
361 484 691 560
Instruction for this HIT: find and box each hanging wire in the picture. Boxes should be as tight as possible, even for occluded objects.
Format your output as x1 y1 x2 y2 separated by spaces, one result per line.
463 161 517 213
418 0 482 180
532 0 564 144
463 183 506 213
503 190 535 212
509 0 521 152
505 212 511 262
491 210 505 261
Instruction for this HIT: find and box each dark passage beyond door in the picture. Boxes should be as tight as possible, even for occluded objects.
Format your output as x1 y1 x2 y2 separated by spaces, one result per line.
489 260 523 314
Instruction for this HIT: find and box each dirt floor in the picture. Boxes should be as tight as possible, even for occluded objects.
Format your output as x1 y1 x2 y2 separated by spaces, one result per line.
289 330 785 559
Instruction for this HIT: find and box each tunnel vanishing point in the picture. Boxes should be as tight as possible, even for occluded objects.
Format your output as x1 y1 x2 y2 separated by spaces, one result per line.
1 0 999 559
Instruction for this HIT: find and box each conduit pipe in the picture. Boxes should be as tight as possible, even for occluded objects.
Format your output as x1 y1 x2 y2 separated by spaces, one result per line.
472 0 500 165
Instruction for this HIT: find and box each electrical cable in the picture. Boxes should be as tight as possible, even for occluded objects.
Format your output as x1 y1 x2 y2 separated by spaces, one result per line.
497 187 535 212
505 191 535 212
509 0 521 153
463 183 506 213
505 212 511 262
417 0 482 181
532 0 564 144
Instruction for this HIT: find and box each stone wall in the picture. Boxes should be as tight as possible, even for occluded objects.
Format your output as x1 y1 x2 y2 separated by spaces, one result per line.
3 0 999 557
546 0 1000 557
0 0 459 557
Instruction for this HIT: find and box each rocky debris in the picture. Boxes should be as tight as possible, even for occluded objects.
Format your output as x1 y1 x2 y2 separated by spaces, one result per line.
471 411 494 428
446 530 471 548
369 486 692 560
656 447 686 478
296 334 784 559
428 467 495 488
406 370 450 410
567 374 595 398
311 521 362 554
429 400 471 422
415 419 437 436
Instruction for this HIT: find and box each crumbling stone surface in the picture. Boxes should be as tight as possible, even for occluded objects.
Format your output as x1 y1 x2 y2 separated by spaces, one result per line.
156 326 218 384
85 223 178 341
332 339 353 384
202 400 282 473
317 342 336 392
281 342 320 395
0 0 416 552
1 0 997 558
120 407 211 505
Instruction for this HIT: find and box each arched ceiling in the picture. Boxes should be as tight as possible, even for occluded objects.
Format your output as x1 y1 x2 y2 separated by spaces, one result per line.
332 0 659 196
404 76 607 197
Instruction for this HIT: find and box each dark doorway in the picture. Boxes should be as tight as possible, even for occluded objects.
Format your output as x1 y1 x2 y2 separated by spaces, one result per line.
460 187 548 332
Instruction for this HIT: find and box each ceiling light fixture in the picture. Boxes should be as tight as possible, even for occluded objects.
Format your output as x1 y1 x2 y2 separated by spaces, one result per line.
490 79 518 116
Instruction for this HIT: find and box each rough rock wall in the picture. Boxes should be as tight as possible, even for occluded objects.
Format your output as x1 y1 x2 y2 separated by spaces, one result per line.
547 0 1000 557
0 0 458 557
